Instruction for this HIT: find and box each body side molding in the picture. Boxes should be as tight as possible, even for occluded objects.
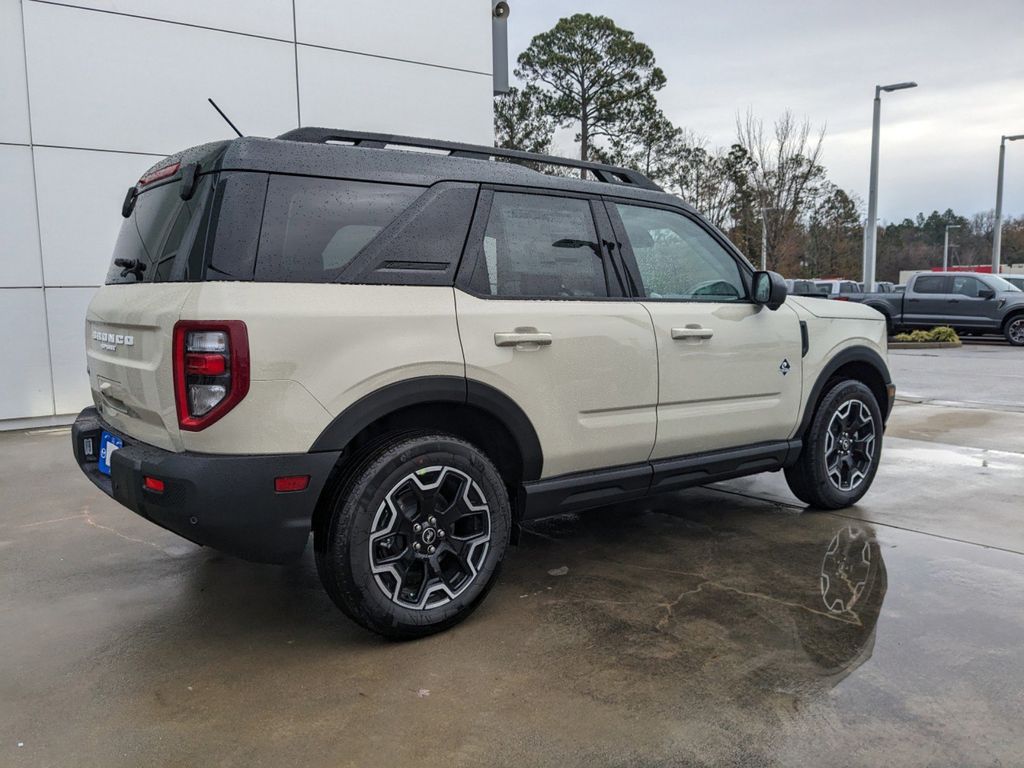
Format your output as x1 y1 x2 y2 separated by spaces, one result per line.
519 439 801 521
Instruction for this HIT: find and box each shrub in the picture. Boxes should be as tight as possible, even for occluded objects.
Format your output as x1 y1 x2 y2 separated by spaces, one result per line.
892 326 960 343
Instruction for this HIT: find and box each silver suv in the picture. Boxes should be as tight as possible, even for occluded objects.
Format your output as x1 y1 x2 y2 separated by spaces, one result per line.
71 129 894 637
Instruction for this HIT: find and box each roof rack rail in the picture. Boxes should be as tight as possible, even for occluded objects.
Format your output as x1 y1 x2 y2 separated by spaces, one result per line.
275 127 662 191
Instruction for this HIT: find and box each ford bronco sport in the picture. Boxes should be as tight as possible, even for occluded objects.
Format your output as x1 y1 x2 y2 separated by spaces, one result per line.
72 128 894 638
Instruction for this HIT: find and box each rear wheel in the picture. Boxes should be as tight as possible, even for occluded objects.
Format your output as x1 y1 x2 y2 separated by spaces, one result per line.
1005 315 1024 346
315 432 510 639
785 380 883 509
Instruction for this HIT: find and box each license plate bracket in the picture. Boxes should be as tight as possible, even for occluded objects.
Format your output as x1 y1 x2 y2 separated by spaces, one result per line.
98 431 123 476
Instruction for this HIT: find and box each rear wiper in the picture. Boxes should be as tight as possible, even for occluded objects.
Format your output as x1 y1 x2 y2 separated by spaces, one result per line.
114 258 147 281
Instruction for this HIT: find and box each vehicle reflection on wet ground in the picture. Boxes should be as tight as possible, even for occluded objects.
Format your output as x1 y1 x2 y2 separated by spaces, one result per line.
2 416 1023 766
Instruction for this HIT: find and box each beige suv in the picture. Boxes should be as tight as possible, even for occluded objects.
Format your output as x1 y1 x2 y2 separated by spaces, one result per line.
72 129 894 638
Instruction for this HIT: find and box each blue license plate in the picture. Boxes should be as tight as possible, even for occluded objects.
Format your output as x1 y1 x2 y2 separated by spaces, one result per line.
98 431 123 476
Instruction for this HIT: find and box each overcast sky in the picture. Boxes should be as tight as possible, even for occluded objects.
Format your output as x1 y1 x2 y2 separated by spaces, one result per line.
506 0 1024 221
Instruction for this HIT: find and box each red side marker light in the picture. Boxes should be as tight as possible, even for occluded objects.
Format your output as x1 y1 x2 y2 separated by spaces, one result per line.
275 475 310 493
143 476 165 493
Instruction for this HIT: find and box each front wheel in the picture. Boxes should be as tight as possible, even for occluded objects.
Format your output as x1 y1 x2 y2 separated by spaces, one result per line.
1005 315 1024 346
785 380 883 509
315 433 511 639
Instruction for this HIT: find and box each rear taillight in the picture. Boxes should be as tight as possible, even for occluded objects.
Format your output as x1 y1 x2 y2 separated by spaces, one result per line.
173 321 249 431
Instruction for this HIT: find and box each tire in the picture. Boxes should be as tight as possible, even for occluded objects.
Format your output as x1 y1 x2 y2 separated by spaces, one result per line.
785 380 883 509
1004 314 1024 346
314 432 511 639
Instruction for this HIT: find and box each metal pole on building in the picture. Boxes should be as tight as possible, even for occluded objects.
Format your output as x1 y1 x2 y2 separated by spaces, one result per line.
863 81 917 292
943 224 961 270
992 134 1024 273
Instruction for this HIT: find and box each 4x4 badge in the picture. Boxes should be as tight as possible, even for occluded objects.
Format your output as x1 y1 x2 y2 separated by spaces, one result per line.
779 359 791 376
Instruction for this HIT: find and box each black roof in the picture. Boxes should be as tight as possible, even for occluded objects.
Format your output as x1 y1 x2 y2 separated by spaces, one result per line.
174 127 690 211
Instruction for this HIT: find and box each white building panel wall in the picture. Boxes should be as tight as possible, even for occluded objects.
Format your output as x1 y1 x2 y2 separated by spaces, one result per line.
0 145 43 287
0 0 31 144
46 0 296 40
23 2 299 155
45 287 97 414
295 0 492 75
0 288 54 420
298 45 494 144
34 147 159 287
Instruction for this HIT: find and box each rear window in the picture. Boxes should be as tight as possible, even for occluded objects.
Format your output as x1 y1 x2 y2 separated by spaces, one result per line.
106 175 214 284
256 176 423 282
914 275 949 294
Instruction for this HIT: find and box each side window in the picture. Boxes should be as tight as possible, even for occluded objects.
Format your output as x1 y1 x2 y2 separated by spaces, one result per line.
257 176 423 282
914 275 950 294
470 192 608 298
615 204 746 301
952 276 982 297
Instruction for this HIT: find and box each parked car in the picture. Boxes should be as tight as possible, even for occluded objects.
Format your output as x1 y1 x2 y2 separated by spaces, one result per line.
784 279 829 297
70 128 894 637
1001 275 1024 291
815 279 863 299
849 271 1024 343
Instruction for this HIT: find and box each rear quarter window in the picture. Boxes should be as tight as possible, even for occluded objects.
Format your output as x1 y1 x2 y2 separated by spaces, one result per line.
255 176 424 282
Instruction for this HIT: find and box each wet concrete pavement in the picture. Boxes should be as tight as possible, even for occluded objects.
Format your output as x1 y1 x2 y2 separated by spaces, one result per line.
3 379 1024 765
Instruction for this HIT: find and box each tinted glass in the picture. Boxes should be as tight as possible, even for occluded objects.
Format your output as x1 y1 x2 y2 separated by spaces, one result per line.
914 275 949 294
257 176 422 282
989 275 1022 292
106 175 213 284
952 275 985 297
615 204 745 301
471 192 607 298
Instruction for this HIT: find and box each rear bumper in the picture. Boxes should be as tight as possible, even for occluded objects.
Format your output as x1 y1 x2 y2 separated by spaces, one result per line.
72 407 340 564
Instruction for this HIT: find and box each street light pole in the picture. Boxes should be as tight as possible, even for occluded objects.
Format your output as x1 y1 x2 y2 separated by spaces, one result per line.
943 224 961 270
760 207 778 271
863 81 917 292
992 133 1024 273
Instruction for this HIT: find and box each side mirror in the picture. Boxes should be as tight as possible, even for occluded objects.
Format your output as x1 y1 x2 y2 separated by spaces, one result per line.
752 270 788 310
979 288 995 300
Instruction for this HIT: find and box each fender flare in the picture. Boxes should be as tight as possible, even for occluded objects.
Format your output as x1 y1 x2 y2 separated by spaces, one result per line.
797 346 893 437
309 376 544 481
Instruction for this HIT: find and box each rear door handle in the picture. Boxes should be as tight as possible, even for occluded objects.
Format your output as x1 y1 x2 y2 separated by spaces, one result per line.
494 331 553 347
671 326 714 340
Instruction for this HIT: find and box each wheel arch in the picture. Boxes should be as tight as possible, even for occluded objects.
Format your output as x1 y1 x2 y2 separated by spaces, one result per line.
797 346 893 438
1002 308 1024 332
309 376 543 486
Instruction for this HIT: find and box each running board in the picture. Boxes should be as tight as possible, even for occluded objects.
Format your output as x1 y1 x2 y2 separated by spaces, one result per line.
519 440 801 521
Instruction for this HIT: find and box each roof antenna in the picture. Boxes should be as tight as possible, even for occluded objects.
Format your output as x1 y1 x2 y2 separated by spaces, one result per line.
208 98 243 138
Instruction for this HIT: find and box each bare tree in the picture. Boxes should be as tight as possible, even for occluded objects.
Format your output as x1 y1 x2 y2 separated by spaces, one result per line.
735 110 827 267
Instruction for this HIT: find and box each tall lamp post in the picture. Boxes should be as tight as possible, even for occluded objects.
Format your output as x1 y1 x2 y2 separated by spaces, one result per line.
863 81 918 292
760 207 778 271
992 133 1024 273
943 224 961 270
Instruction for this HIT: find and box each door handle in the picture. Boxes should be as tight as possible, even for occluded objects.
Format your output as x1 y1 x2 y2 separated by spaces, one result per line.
908 298 920 303
947 299 959 303
494 331 553 347
671 326 714 340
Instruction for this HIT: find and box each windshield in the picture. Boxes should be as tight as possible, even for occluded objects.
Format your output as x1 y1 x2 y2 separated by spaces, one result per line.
106 175 214 284
988 275 1022 292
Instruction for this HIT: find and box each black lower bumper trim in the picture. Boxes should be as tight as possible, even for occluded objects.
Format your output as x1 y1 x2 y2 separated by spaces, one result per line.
72 407 341 564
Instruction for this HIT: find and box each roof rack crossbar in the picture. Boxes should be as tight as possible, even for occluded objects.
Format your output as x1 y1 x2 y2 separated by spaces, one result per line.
275 127 662 191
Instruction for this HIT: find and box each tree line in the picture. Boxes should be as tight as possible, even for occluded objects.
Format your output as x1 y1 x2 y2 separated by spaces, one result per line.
495 13 1024 282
